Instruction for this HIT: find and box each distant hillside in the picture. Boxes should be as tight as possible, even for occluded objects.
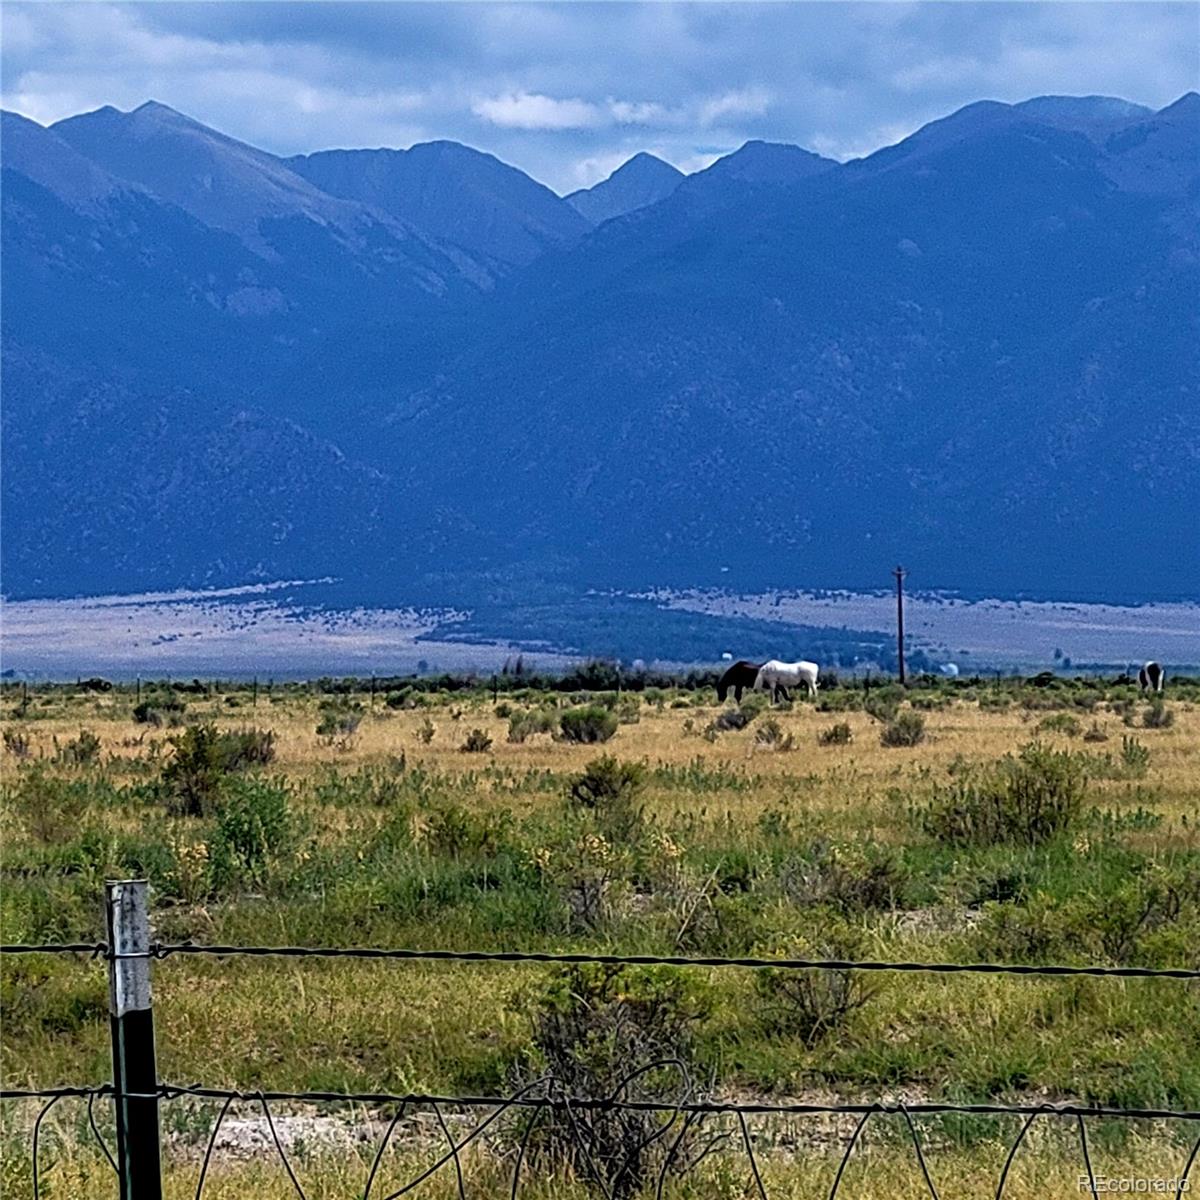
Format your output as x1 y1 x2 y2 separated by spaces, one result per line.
3 95 1197 601
566 153 684 223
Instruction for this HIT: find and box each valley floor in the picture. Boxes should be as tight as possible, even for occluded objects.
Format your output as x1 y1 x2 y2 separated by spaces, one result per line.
2 675 1198 1196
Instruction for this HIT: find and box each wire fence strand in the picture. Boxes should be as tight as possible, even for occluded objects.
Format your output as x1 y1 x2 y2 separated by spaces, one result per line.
5 939 1199 979
5 935 1200 1198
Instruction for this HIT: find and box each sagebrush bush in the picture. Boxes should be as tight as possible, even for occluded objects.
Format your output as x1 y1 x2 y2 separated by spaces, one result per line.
754 920 881 1045
460 727 493 753
133 695 187 726
517 963 711 1199
1143 700 1174 729
559 705 618 744
161 724 277 817
863 686 904 724
1120 735 1151 776
2 728 31 759
754 717 794 750
880 712 925 747
425 803 513 858
778 841 906 914
507 708 556 743
919 741 1086 846
217 727 276 771
709 700 761 733
162 725 226 817
818 721 853 746
316 702 363 745
1036 713 1082 737
568 756 645 841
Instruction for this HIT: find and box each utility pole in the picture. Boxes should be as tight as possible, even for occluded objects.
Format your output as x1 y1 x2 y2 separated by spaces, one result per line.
893 566 908 686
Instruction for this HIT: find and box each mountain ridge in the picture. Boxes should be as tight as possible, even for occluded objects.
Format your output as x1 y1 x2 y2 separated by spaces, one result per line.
3 93 1197 601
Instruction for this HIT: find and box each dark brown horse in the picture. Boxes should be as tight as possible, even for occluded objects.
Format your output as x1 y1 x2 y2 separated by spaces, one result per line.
717 660 763 702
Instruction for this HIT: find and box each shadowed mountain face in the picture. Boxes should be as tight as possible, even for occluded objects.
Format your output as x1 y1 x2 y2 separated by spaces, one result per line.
288 141 591 269
3 95 1198 601
566 153 684 224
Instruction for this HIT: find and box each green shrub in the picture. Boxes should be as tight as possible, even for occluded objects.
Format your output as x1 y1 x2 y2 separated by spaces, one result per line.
424 803 513 858
8 767 93 844
417 717 436 745
162 725 226 817
559 705 618 744
1036 713 1081 737
863 686 903 724
972 866 1200 968
316 701 363 745
518 964 711 1199
133 695 187 726
209 776 294 889
880 711 925 747
162 724 276 817
778 841 906 914
1082 722 1109 743
1120 735 1151 777
461 727 494 753
754 921 880 1045
507 709 556 744
3 728 31 759
53 728 101 767
918 742 1086 846
818 721 853 746
216 727 276 771
568 756 645 841
754 717 794 750
710 700 761 733
1143 700 1174 730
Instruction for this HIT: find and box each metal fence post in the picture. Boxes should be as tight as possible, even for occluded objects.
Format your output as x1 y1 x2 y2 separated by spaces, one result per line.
105 880 163 1200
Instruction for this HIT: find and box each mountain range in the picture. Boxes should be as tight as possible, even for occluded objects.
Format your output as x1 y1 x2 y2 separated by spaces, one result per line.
2 93 1197 604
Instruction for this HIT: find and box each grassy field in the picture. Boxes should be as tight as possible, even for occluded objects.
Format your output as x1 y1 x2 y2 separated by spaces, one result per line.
2 672 1198 1197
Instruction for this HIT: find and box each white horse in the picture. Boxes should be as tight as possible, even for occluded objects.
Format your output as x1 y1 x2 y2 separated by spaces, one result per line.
1138 661 1165 694
754 659 819 701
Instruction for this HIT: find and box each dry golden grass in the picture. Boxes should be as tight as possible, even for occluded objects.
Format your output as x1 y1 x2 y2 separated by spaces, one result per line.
3 683 1198 1194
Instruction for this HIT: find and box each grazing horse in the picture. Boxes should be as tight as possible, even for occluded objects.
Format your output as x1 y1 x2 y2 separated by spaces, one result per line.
1138 661 1166 694
755 659 820 702
717 660 764 703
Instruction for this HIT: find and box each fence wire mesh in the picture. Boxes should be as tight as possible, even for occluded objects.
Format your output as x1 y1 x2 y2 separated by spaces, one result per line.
3 937 1199 1199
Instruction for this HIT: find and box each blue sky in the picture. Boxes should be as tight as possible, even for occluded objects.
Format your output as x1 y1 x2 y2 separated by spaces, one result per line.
3 2 1196 192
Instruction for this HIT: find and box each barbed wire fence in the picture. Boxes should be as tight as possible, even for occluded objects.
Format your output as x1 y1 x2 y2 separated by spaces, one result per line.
3 880 1199 1200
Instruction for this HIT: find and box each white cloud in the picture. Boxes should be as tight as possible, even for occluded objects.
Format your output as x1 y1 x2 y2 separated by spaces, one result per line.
608 99 669 125
698 88 770 127
472 91 603 130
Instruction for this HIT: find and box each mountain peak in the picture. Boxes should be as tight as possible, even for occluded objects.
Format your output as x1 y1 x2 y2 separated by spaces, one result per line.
1157 91 1200 119
287 141 589 267
566 152 684 224
50 100 373 251
132 100 183 117
699 139 836 184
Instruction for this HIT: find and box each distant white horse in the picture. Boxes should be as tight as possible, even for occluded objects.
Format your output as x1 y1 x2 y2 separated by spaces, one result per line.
1138 661 1165 694
755 659 819 701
